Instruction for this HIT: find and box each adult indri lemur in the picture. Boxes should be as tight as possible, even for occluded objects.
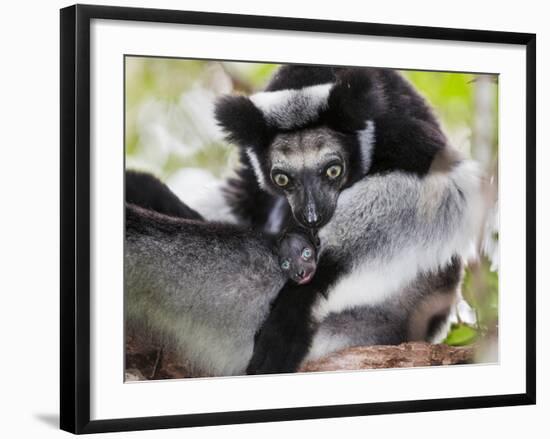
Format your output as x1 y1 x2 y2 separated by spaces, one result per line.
125 65 484 376
215 65 484 373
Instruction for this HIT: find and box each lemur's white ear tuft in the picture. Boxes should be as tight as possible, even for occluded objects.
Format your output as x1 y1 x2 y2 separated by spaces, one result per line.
358 120 376 175
250 83 333 130
245 148 268 190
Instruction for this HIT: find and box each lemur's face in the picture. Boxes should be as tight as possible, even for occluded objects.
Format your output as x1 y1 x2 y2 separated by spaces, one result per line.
267 127 349 229
278 232 317 284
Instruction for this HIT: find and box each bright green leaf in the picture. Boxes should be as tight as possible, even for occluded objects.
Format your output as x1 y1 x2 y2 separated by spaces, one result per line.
444 323 478 346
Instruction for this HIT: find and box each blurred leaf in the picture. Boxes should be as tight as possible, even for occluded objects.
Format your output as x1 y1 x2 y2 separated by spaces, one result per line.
162 142 234 178
248 64 278 88
403 70 476 130
462 256 499 335
444 323 478 346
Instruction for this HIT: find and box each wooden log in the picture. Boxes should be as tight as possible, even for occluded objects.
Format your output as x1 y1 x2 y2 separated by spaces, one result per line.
299 342 476 373
126 340 476 379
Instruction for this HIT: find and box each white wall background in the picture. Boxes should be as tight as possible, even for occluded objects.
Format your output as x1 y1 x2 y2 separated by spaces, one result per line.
0 0 546 437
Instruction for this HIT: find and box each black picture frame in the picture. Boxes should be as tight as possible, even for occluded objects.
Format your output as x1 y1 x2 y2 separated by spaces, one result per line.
60 4 536 434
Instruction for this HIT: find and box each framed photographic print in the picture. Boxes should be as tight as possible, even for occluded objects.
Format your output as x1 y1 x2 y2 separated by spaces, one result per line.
60 4 536 434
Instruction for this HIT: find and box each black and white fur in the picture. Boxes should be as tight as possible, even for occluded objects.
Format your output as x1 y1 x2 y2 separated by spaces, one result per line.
215 65 483 373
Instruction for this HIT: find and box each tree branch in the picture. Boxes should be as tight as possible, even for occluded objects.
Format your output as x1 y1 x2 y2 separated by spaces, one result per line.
299 342 475 373
126 341 476 380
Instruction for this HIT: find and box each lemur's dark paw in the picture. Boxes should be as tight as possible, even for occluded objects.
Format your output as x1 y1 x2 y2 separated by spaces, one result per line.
246 354 288 375
246 327 297 374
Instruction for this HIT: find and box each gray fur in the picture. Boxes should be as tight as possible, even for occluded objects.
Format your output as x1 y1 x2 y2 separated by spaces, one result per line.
320 160 479 263
125 206 286 376
358 120 376 175
311 156 482 321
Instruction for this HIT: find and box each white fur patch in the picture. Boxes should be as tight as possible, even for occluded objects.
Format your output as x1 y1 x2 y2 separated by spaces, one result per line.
313 159 484 322
166 169 238 223
250 83 333 129
306 332 350 362
245 147 267 190
358 120 376 174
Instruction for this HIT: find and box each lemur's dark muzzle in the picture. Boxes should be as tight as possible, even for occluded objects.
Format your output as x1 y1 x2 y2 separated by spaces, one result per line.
300 189 324 228
303 207 322 228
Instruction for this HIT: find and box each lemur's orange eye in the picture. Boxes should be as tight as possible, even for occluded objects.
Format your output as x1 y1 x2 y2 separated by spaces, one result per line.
273 173 289 187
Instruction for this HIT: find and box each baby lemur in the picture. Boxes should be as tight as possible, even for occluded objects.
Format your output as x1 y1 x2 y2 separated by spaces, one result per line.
277 232 317 284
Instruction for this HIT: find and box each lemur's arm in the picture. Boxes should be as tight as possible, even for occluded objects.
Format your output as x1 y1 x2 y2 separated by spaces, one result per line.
247 252 343 374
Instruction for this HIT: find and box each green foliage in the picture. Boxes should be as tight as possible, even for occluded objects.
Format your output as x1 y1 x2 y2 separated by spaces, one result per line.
126 58 206 105
463 257 499 333
444 323 478 346
443 256 499 346
233 62 278 89
404 70 476 129
162 142 232 178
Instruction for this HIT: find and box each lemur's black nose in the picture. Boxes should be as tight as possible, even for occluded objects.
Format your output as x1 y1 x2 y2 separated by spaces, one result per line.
303 212 322 228
297 269 306 279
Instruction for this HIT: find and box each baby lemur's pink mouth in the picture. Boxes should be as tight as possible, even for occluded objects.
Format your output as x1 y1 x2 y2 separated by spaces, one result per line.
297 270 315 285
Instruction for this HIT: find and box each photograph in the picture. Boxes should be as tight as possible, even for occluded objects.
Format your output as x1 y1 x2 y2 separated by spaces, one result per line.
124 58 500 380
0 0 543 437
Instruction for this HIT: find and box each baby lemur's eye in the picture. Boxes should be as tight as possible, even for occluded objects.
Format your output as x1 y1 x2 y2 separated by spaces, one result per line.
273 173 290 187
281 260 290 270
326 164 342 179
301 248 312 260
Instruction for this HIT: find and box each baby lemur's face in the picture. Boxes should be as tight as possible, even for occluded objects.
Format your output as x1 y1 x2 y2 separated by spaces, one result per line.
278 232 317 285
